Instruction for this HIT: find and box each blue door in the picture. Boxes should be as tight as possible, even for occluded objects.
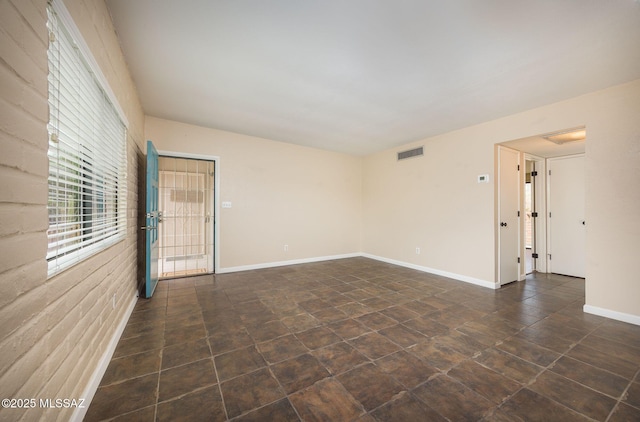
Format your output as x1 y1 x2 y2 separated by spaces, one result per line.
144 140 159 298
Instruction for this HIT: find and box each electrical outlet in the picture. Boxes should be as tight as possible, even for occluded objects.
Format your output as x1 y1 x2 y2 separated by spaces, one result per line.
284 244 289 252
416 247 420 255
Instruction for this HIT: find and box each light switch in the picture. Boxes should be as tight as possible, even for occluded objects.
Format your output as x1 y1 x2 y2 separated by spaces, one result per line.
222 201 232 208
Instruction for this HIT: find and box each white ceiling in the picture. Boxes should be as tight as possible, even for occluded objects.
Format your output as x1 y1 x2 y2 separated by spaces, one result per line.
105 0 640 156
502 136 586 159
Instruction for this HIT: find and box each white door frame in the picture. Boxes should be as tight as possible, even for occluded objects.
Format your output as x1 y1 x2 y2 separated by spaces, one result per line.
158 150 221 274
522 153 547 276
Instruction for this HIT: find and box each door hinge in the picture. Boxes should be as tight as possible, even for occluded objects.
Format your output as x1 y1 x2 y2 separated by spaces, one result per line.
531 212 538 218
517 211 520 217
532 253 539 259
549 170 552 176
517 257 521 263
549 212 552 218
549 254 552 260
517 164 520 171
531 170 538 177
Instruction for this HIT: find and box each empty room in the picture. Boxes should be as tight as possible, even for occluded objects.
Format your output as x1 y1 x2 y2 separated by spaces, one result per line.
1 0 640 421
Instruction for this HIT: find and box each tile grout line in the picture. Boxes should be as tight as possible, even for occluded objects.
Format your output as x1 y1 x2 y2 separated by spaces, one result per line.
491 305 614 421
605 368 640 422
207 299 232 422
152 296 168 421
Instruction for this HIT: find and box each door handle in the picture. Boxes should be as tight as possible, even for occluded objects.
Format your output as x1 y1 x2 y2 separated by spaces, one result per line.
500 222 508 227
141 226 157 230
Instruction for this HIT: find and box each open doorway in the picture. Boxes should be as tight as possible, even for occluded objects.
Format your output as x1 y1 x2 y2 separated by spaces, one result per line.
497 127 585 280
158 156 215 278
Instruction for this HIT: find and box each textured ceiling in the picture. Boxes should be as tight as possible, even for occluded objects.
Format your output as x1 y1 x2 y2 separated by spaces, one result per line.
106 0 640 155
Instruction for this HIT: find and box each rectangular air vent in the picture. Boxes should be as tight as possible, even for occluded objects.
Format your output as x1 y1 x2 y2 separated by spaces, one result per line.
397 146 424 161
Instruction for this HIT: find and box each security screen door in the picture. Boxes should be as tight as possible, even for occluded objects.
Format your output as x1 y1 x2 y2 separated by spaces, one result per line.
157 156 214 278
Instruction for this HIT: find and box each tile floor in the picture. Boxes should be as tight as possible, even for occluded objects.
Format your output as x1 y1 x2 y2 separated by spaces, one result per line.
85 257 640 421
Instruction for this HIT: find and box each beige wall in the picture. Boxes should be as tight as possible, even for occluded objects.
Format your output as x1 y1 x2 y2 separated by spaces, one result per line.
362 79 640 319
583 80 640 318
145 117 363 270
363 127 496 284
0 0 145 420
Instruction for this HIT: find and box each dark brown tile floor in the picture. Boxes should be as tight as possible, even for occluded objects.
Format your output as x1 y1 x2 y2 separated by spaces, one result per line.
85 257 640 421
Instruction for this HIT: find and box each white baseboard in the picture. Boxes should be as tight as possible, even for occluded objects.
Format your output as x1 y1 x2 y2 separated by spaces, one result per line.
583 304 640 326
71 290 139 422
216 252 361 274
362 253 498 289
218 252 497 290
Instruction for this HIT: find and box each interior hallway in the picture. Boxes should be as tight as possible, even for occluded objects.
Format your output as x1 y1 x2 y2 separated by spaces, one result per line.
85 258 640 421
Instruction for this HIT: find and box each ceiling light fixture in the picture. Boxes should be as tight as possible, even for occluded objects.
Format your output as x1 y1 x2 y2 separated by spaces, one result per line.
542 128 586 145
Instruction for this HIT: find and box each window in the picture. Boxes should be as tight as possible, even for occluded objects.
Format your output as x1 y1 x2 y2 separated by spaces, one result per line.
46 1 128 277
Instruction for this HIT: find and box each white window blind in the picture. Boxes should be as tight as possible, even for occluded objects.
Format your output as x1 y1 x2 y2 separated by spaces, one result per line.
46 3 127 277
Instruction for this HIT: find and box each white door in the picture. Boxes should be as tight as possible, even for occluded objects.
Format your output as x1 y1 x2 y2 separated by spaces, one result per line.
548 155 585 278
498 146 520 285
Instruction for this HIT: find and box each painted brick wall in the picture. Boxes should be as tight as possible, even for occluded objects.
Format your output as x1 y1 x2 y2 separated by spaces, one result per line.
0 0 145 420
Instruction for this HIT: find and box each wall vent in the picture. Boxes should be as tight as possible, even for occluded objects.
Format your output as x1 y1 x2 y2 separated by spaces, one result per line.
397 146 424 161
